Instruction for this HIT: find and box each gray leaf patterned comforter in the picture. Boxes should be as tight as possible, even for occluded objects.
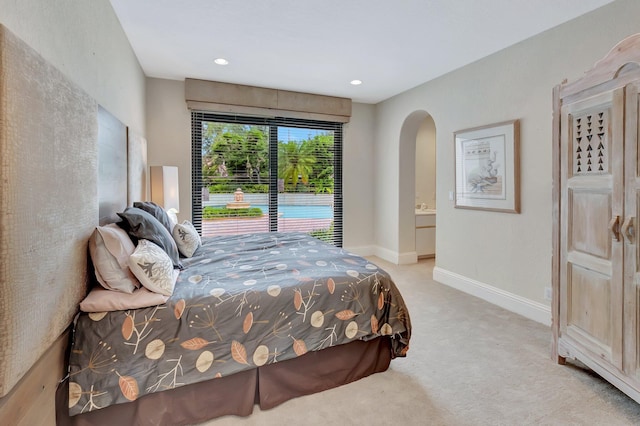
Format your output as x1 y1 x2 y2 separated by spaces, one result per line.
68 232 411 416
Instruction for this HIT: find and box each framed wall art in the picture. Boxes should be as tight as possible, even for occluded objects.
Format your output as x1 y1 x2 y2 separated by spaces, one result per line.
454 120 520 213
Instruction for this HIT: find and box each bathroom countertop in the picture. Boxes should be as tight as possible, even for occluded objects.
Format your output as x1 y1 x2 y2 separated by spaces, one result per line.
415 209 436 215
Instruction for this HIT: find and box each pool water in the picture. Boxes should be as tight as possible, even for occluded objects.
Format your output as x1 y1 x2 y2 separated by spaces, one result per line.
253 205 333 219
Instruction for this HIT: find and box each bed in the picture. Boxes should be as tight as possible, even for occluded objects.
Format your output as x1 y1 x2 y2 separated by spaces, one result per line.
60 227 410 425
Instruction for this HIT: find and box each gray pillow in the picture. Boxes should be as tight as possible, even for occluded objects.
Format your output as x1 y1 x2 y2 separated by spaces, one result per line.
117 207 182 269
133 201 173 233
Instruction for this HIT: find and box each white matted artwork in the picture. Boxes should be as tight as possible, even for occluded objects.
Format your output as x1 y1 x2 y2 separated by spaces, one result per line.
127 128 148 206
454 120 520 213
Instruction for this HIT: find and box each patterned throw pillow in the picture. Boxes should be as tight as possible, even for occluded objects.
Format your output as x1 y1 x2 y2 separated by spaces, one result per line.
128 239 177 296
172 220 201 258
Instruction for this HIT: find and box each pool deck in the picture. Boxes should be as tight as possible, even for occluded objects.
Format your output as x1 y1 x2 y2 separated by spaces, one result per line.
202 216 333 237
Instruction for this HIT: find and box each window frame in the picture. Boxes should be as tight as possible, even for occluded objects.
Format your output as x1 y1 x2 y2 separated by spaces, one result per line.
191 111 343 246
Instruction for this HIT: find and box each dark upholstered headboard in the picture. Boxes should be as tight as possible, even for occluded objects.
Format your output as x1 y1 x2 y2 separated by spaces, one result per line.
0 25 98 396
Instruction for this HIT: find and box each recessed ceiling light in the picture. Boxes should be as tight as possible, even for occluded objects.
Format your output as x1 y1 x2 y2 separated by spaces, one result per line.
350 79 362 86
214 58 229 65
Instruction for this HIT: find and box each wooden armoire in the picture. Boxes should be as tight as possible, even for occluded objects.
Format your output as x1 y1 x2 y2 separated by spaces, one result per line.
553 34 640 403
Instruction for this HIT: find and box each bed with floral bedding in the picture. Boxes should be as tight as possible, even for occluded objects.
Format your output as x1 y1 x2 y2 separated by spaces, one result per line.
65 229 411 424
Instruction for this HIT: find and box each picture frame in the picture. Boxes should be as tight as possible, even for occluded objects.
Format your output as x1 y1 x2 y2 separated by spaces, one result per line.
454 120 520 213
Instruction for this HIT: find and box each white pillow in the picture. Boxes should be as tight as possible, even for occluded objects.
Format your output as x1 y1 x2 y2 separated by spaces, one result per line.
128 240 178 296
88 224 139 293
172 220 201 258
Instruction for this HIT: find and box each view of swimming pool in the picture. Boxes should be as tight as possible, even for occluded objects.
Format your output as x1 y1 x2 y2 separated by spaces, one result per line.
217 204 333 219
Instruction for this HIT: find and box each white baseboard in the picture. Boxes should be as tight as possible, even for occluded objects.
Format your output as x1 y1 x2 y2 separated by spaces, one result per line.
368 246 417 265
432 266 551 326
397 251 418 265
372 246 399 264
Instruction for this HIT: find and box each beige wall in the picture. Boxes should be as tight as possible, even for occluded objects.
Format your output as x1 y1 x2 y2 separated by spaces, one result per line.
415 117 436 210
145 78 192 221
373 0 640 309
0 0 146 134
343 103 376 251
145 78 377 250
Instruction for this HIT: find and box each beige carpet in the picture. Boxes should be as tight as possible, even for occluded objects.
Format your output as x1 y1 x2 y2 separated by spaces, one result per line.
197 258 640 425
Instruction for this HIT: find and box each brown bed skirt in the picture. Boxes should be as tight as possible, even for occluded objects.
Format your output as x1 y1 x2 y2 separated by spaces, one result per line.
56 337 392 425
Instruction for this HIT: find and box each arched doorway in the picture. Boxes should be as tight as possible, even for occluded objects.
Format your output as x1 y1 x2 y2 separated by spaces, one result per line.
398 111 436 261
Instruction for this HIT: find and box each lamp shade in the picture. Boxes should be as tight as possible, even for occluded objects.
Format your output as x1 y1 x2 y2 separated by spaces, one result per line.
150 166 180 212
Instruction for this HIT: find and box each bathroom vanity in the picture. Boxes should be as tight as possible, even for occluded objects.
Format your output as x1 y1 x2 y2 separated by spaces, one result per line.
415 209 436 258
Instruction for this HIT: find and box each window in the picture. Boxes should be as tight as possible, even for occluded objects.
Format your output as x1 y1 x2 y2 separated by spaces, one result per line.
191 112 343 246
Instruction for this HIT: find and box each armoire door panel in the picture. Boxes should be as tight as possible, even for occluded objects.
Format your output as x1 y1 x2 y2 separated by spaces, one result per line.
567 189 611 259
567 263 612 349
559 87 624 371
624 86 640 378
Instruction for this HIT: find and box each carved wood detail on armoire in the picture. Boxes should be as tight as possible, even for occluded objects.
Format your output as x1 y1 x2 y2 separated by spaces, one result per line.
553 33 640 404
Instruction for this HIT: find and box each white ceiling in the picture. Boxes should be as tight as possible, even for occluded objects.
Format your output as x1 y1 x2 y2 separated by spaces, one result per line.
109 0 615 104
